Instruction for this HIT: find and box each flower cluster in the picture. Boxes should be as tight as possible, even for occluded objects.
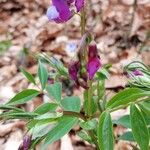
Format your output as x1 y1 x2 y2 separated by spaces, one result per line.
124 69 143 78
46 0 84 23
69 42 101 88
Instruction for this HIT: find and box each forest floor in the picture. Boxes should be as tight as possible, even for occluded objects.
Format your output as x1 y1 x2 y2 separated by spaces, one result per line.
0 0 150 150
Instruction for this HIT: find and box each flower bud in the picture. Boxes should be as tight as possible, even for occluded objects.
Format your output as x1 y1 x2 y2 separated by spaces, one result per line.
23 135 31 150
87 42 101 80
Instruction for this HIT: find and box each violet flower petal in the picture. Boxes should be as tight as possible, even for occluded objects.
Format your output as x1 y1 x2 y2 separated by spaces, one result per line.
88 43 98 58
132 70 143 76
87 57 101 80
46 5 59 20
52 0 72 22
68 61 79 81
23 135 31 150
75 0 84 12
67 0 75 5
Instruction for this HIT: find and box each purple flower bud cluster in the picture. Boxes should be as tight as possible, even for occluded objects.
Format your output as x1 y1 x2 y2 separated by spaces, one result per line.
124 69 143 78
46 0 84 23
132 70 143 76
69 43 101 88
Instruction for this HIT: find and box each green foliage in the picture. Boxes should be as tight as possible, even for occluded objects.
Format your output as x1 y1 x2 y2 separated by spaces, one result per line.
130 104 149 150
97 111 114 150
79 119 97 130
0 40 11 55
21 68 36 85
61 96 81 112
34 103 58 114
46 82 62 103
106 88 150 109
83 90 97 115
113 115 131 128
38 61 48 90
7 89 40 105
39 53 68 76
42 117 78 150
0 49 150 150
118 131 134 142
77 130 92 143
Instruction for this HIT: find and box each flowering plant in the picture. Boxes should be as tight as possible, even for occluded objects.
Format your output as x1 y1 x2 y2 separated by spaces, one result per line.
1 1 150 150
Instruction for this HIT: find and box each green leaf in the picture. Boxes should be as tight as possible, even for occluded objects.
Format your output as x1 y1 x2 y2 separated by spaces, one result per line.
39 54 68 76
140 107 150 126
35 112 61 120
46 82 62 103
42 117 77 150
97 111 114 150
21 68 36 84
27 114 58 130
61 96 81 112
106 88 150 109
77 130 92 143
139 100 150 116
38 61 48 90
34 103 57 114
0 105 24 111
118 131 134 142
130 104 149 150
79 119 97 130
0 40 11 55
0 110 37 119
97 67 110 80
31 122 55 140
7 89 40 105
113 115 131 128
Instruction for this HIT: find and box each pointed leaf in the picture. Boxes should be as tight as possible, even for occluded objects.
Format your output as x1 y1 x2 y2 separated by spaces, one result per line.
38 61 48 90
130 104 149 150
34 103 57 114
7 89 40 105
42 117 77 150
106 88 150 109
97 111 114 150
21 68 36 84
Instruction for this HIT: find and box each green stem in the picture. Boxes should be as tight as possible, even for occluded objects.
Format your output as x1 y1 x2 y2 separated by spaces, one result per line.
80 7 93 118
80 6 100 150
88 130 100 150
87 80 92 117
97 81 104 113
81 8 86 35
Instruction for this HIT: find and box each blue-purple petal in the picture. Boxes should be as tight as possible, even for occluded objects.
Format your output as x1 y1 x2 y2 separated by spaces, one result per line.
132 70 143 76
46 5 59 21
52 0 72 22
68 61 80 81
75 0 84 12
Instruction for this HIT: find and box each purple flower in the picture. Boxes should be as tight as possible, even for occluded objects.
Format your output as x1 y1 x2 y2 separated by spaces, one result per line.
75 0 84 12
132 70 143 76
68 61 80 81
124 69 143 78
87 43 101 80
23 135 31 150
46 0 84 23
